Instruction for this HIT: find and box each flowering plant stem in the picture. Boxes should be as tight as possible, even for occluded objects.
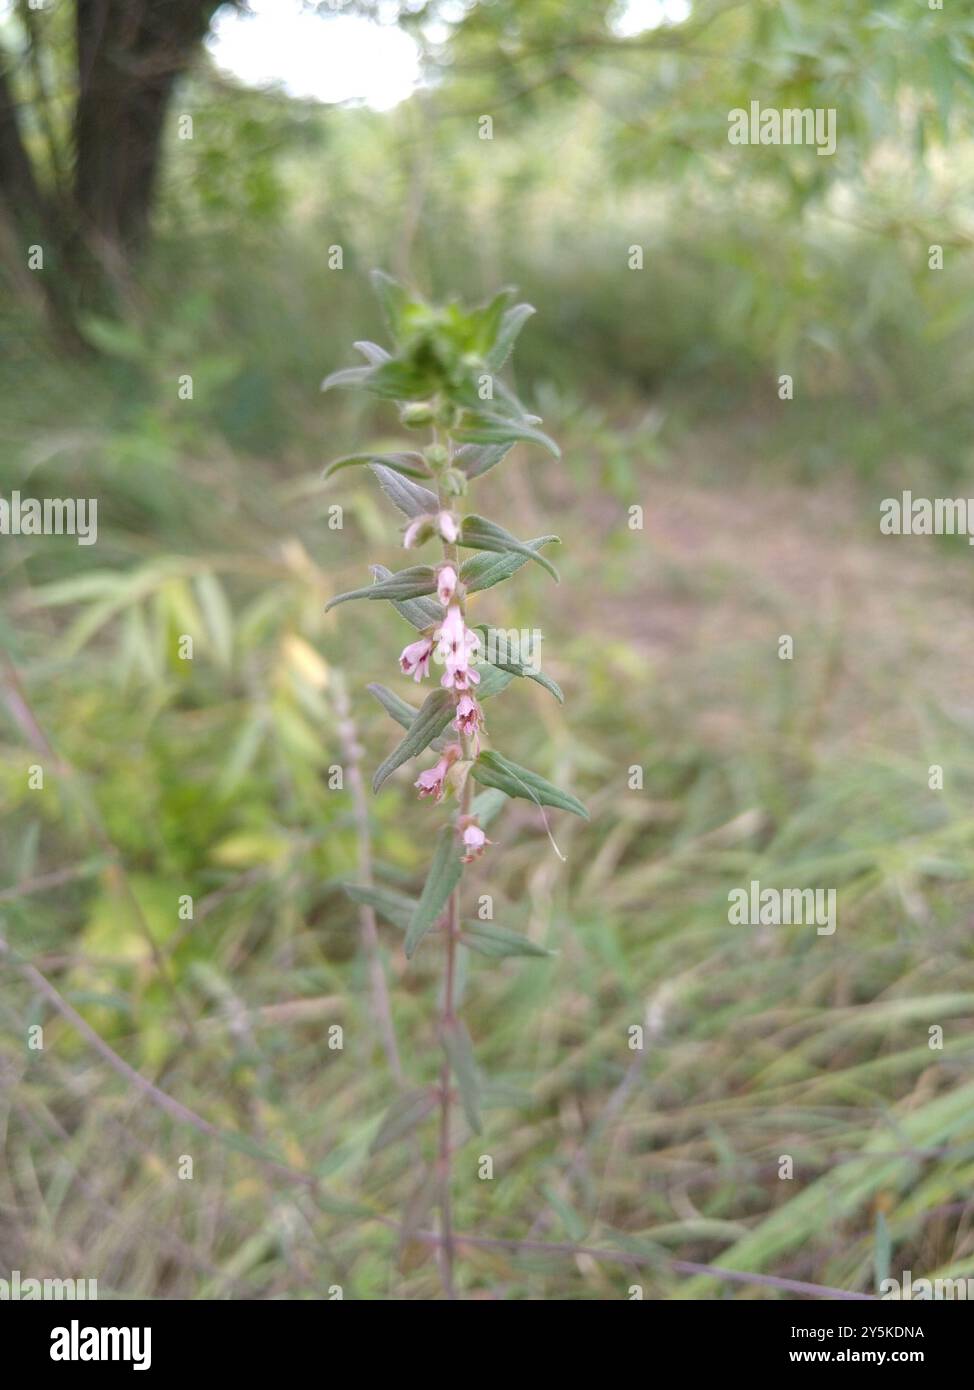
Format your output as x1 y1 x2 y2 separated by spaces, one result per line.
436 455 464 1298
327 272 588 1298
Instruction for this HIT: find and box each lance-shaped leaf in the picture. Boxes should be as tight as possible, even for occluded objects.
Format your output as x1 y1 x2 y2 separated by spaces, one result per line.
471 749 589 820
371 268 417 341
486 303 536 372
322 450 428 481
473 629 564 704
325 565 436 613
473 663 514 701
484 658 563 704
460 922 555 959
405 826 463 959
369 463 439 518
370 1087 438 1154
323 351 436 402
440 1018 482 1133
454 442 515 480
367 683 449 752
460 515 559 581
461 536 559 594
371 565 442 630
453 410 560 458
353 340 391 366
344 882 418 933
321 364 373 392
467 286 514 358
470 787 509 827
366 357 440 401
373 688 455 793
366 682 419 730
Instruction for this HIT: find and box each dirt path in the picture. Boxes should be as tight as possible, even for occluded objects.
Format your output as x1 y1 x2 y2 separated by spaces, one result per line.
587 474 974 749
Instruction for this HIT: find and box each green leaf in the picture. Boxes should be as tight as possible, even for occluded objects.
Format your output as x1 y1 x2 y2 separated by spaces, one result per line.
343 882 418 933
371 565 442 630
366 683 420 731
366 357 440 401
473 631 563 704
78 315 145 361
440 1018 482 1133
370 1087 438 1154
486 303 536 372
367 684 449 752
455 442 515 480
322 451 429 481
353 340 391 366
369 463 439 518
326 566 437 613
460 515 560 581
468 287 514 358
471 749 588 820
194 572 234 669
461 537 559 594
405 826 462 959
453 410 560 458
474 663 514 700
372 689 455 793
321 365 373 392
486 659 563 704
371 269 417 341
460 922 554 959
470 787 508 827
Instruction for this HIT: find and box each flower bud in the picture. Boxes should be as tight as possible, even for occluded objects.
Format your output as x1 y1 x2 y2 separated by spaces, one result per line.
400 402 435 428
403 514 436 549
424 444 449 471
437 511 459 544
440 468 467 498
437 564 458 605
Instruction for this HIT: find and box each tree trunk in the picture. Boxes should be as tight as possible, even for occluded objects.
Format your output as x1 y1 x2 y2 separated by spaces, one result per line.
73 0 220 289
1 0 222 338
0 57 86 344
74 0 218 253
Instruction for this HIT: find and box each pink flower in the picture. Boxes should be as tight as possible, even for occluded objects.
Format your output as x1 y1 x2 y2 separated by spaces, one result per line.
414 744 461 802
459 815 492 864
454 692 483 740
399 636 434 683
438 511 459 544
402 515 426 549
437 564 458 606
437 604 480 691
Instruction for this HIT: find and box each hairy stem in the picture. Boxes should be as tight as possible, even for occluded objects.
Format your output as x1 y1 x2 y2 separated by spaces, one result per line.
433 431 470 1299
437 888 459 1299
